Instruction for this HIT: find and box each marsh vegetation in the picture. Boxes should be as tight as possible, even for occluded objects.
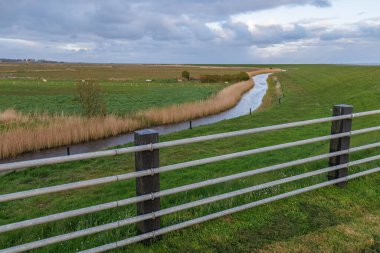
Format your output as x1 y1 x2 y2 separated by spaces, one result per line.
0 64 274 159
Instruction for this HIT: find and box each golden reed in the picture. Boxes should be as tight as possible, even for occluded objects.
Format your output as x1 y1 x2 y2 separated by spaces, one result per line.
0 113 143 159
0 69 281 159
138 80 253 124
138 68 282 125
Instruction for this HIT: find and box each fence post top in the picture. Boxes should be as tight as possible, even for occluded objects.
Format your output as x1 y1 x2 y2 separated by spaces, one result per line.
333 104 353 115
334 104 353 109
134 129 159 136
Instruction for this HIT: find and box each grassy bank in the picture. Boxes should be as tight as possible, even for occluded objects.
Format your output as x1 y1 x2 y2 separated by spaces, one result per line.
0 65 380 252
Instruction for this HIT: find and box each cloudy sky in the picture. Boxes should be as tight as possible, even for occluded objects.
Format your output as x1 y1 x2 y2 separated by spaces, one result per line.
0 0 379 64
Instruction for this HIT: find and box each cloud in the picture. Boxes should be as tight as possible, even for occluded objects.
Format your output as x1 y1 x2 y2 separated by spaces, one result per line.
0 38 38 47
1 0 380 64
319 20 380 41
312 0 332 7
0 0 330 41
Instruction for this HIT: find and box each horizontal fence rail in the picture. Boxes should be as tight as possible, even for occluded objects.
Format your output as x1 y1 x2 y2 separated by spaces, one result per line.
1 143 380 234
80 166 380 253
2 154 380 253
2 127 380 203
1 105 380 253
1 109 380 173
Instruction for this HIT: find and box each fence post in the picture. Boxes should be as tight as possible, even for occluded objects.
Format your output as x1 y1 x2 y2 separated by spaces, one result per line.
134 129 160 234
189 120 192 130
328 104 353 187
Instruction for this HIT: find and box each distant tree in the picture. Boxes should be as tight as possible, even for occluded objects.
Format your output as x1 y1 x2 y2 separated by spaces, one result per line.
181 70 190 80
77 80 107 117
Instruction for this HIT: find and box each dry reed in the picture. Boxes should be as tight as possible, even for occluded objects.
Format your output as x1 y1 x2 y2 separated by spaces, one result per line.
138 80 253 124
0 114 143 159
0 109 29 124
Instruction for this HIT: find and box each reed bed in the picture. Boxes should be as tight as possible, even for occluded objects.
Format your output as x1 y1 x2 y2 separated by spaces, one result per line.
138 80 253 124
0 109 29 124
0 114 143 159
137 68 282 124
0 69 278 159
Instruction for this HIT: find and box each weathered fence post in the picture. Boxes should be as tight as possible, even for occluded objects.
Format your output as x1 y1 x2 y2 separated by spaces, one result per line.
134 129 160 234
328 104 353 187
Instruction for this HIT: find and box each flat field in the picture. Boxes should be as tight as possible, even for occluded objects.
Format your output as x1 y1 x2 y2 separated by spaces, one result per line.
0 63 255 80
0 65 380 252
0 79 227 115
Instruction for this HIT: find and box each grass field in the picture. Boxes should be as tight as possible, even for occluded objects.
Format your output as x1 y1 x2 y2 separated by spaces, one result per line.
0 64 380 252
0 63 255 80
0 79 227 115
0 63 257 115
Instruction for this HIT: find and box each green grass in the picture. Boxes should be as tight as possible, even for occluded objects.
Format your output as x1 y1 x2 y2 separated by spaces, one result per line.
0 79 226 115
0 64 380 252
0 62 255 116
0 63 255 80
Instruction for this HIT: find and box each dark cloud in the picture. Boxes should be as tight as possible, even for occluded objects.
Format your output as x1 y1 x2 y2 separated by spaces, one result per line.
2 0 380 64
0 0 330 41
312 0 332 7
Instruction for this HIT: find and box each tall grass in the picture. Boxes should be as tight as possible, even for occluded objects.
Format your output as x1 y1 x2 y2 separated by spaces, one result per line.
0 69 279 159
139 80 253 124
0 114 142 159
0 109 28 124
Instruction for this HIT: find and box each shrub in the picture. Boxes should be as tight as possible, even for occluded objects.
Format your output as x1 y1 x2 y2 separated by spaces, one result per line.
181 70 190 80
77 80 107 117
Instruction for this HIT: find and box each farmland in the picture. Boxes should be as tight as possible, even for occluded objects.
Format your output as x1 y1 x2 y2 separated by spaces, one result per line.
0 63 255 80
0 64 379 252
0 63 267 159
0 63 255 115
0 79 226 115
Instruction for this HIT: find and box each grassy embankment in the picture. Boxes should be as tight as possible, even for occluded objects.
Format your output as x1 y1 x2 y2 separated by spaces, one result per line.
0 65 379 252
0 64 267 159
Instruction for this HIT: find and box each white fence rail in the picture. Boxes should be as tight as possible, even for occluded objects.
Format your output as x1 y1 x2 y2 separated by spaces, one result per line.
0 104 380 253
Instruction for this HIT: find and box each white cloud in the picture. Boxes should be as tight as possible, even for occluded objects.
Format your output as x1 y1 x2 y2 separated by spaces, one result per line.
250 39 315 59
59 43 93 52
0 38 38 47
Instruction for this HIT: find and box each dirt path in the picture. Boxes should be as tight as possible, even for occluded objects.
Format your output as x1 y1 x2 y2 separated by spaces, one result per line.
247 68 283 77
